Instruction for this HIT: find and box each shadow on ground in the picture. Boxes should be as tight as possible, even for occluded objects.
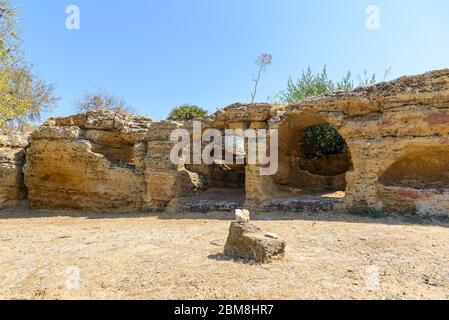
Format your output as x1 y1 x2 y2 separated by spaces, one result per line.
1 207 448 228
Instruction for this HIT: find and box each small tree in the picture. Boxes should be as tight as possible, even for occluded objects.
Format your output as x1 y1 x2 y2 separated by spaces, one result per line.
250 53 272 103
0 0 57 128
301 124 349 156
281 65 356 103
168 104 208 123
75 89 135 115
280 66 375 156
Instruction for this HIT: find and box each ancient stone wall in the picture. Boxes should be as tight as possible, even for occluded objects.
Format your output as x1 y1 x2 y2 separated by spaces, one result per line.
144 121 201 211
267 69 449 215
23 111 152 212
1 69 448 216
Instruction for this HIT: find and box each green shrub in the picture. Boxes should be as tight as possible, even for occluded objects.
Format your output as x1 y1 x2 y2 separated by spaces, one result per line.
168 104 208 123
301 124 349 156
281 66 379 157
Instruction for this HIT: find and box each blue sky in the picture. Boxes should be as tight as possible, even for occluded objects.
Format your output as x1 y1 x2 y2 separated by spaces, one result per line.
11 0 449 120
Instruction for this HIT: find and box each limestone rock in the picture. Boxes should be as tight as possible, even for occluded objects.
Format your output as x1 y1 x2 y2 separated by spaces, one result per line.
264 232 279 239
15 69 449 216
224 222 286 263
245 69 449 216
0 132 29 209
235 209 250 223
144 121 202 211
24 110 152 212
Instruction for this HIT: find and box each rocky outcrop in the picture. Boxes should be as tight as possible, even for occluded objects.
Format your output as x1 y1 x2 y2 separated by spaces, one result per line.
24 110 152 212
233 69 449 216
23 111 203 212
0 133 29 209
288 69 449 215
17 69 449 216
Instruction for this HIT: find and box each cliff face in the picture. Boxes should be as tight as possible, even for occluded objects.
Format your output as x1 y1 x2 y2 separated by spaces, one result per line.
23 111 152 212
4 69 449 216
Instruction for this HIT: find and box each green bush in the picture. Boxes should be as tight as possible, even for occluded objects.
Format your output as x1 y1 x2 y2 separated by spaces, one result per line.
168 104 208 123
281 66 379 157
301 124 349 156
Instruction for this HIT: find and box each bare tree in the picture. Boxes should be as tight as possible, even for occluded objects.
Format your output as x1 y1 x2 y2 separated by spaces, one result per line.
250 53 272 103
75 88 135 115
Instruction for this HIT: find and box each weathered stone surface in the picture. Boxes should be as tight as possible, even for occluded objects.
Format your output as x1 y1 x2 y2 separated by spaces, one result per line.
144 169 199 211
224 222 286 263
235 209 250 223
166 198 243 214
24 110 152 212
15 69 449 216
246 69 449 216
223 103 274 122
143 120 201 211
209 103 284 129
0 133 29 209
250 121 268 130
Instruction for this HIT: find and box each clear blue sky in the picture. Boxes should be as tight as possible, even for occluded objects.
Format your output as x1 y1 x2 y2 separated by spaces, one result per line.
11 0 449 120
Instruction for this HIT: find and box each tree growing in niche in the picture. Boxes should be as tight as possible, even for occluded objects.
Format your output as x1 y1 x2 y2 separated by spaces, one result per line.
280 65 390 157
250 53 272 103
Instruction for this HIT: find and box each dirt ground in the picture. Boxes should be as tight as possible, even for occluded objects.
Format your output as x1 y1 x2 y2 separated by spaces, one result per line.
1 210 448 300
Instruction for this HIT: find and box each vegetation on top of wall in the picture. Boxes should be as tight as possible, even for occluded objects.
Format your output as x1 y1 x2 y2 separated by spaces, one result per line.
167 104 208 123
280 66 356 103
75 88 135 115
0 0 58 129
280 66 390 157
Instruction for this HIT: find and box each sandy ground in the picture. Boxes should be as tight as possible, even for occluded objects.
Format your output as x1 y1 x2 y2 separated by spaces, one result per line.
0 210 448 300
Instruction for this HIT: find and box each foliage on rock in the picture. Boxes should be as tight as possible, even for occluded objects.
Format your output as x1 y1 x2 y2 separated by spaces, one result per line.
301 124 349 156
167 104 208 123
281 66 377 157
75 88 135 115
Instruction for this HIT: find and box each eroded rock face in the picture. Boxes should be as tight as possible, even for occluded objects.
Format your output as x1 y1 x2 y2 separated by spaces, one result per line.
235 209 250 223
238 69 449 216
18 69 449 216
24 110 152 212
144 121 202 211
0 133 29 209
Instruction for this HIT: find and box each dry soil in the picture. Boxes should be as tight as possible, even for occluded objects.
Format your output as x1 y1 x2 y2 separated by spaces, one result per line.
0 210 448 300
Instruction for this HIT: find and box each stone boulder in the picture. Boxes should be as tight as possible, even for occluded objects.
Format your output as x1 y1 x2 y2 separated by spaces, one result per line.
224 217 286 263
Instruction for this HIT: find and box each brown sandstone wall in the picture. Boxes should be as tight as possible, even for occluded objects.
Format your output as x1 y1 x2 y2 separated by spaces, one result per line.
143 121 200 211
269 69 449 215
0 133 29 208
23 111 152 212
16 69 449 216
